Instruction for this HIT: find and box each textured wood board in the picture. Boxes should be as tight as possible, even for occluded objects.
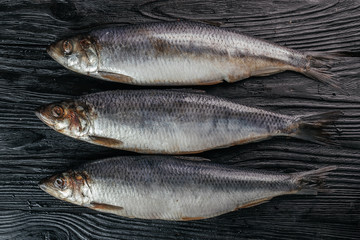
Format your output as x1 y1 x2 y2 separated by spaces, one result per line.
0 0 359 239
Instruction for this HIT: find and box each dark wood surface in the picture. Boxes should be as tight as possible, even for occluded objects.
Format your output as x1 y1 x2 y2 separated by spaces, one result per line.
1 0 360 239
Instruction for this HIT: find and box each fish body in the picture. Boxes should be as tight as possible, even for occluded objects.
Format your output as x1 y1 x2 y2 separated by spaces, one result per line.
47 21 338 88
39 156 336 220
35 90 340 154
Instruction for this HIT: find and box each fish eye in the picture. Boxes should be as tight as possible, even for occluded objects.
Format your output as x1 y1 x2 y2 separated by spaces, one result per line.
52 105 64 118
54 177 67 190
63 40 72 54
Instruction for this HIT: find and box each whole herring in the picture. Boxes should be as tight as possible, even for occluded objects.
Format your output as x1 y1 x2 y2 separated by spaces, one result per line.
39 156 336 221
35 90 341 154
47 21 343 90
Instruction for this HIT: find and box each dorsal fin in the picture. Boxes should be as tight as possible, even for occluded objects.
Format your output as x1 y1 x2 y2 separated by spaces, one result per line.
166 88 206 94
174 156 211 162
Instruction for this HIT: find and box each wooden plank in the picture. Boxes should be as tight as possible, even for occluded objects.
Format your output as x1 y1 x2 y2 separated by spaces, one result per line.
0 0 359 239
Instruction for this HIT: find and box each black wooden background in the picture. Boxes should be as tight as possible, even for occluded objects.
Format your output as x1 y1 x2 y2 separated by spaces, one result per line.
1 0 360 239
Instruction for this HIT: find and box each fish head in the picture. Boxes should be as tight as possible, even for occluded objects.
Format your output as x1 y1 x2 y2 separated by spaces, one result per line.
47 35 99 74
35 100 93 138
39 170 92 205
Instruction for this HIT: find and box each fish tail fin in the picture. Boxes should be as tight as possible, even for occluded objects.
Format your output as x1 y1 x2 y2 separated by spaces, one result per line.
301 51 360 94
292 166 337 195
290 111 343 145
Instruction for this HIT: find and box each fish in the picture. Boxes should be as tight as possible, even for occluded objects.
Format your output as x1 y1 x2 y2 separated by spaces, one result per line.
35 89 341 154
39 155 337 221
47 21 344 90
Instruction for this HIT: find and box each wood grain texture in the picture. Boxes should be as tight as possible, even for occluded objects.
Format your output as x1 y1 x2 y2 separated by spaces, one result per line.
1 0 360 239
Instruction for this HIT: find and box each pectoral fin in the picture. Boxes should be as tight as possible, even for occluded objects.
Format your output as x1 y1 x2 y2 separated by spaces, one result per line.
89 135 123 148
98 71 134 83
88 202 124 212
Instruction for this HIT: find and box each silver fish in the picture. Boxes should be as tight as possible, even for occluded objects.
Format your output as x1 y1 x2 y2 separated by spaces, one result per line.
35 90 341 154
47 21 341 89
39 156 336 221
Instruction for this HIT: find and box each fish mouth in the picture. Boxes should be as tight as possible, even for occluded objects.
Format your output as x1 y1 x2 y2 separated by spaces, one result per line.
46 42 65 65
46 43 54 57
35 106 53 127
46 44 51 55
38 177 49 192
34 107 42 119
